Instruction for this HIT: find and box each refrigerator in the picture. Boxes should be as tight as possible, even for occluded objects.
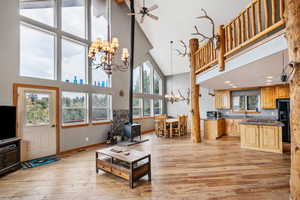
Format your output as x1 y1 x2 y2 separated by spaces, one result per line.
277 99 291 143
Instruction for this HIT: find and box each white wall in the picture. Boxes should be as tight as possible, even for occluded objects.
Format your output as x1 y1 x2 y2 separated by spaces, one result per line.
0 0 164 152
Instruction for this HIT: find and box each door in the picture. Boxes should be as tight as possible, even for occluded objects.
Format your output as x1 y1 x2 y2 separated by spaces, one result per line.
18 88 57 160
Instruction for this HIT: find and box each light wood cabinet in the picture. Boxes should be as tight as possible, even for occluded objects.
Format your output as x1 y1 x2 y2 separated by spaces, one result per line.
240 125 260 149
225 119 242 136
240 124 282 153
214 91 231 110
276 85 290 99
204 119 225 140
261 87 277 109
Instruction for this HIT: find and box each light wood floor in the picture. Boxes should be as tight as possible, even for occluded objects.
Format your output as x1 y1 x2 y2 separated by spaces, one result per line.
0 134 290 200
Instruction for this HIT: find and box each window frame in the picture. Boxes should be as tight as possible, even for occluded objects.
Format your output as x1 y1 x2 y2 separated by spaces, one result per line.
133 98 142 117
91 93 112 123
153 99 162 116
143 98 152 117
232 95 261 112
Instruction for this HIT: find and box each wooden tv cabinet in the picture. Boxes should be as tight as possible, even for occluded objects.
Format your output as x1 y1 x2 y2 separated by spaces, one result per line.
0 138 21 176
96 147 151 188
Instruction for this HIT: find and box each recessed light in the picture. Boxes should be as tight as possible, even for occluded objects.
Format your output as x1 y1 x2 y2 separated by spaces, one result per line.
225 81 231 84
266 83 272 85
266 76 273 79
265 80 273 83
232 86 237 88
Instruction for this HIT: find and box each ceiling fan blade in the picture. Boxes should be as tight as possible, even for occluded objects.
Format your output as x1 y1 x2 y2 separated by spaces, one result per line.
148 4 158 12
147 13 159 20
140 16 145 23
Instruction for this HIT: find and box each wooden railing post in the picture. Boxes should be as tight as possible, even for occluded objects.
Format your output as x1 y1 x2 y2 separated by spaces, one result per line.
285 0 300 199
189 38 201 143
218 25 225 71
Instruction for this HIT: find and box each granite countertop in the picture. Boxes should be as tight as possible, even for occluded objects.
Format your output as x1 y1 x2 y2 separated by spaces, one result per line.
239 119 284 127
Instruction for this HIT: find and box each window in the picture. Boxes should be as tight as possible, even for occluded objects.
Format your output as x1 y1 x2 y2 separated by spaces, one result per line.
25 93 50 126
232 90 260 112
91 0 108 41
61 38 87 84
92 94 111 122
62 0 86 38
153 99 162 115
143 99 152 117
133 67 141 93
20 0 106 84
20 0 55 27
133 98 142 117
143 62 152 94
153 70 162 95
62 92 88 125
20 24 56 80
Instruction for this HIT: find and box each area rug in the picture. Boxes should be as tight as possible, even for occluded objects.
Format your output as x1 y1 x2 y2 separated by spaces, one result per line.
118 139 149 146
21 156 60 169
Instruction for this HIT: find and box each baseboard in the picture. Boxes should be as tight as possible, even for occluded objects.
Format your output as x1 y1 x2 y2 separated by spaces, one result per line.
142 129 155 135
59 142 106 155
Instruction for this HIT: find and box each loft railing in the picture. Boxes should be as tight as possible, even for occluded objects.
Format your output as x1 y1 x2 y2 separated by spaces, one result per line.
193 0 286 74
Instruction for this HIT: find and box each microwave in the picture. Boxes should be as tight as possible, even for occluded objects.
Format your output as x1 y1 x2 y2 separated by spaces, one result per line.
207 111 222 119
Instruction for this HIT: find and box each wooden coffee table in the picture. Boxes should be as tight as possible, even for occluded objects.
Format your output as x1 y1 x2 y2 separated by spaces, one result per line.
96 147 151 188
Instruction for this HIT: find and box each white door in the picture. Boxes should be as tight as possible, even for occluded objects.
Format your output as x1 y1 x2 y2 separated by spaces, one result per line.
18 88 57 160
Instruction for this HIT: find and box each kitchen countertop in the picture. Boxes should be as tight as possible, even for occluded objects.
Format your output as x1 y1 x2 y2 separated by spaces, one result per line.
239 120 284 127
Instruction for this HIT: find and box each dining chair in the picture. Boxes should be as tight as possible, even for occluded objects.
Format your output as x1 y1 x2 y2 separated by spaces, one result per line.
182 115 188 135
173 115 184 136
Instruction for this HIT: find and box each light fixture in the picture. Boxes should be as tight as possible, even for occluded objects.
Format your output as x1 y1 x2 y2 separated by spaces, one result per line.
266 76 273 79
225 81 231 84
165 41 188 104
265 79 273 83
88 0 129 75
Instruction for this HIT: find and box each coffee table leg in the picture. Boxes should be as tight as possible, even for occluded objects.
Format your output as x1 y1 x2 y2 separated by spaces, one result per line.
129 163 134 188
148 155 151 182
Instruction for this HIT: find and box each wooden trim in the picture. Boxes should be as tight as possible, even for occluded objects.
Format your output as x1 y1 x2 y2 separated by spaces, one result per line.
142 129 155 135
62 123 89 129
13 83 61 154
133 116 155 120
92 121 112 126
59 142 106 155
195 59 218 74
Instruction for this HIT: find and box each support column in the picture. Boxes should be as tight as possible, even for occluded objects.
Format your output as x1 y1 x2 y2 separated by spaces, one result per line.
189 38 201 143
285 0 300 199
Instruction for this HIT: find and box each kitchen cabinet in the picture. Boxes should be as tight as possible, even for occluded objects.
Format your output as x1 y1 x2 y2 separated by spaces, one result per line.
214 91 231 110
225 119 242 136
204 119 225 140
276 85 289 99
240 124 282 153
261 87 277 109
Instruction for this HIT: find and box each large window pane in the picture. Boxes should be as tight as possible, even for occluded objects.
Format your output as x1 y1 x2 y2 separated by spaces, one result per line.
143 99 151 117
62 92 87 124
62 0 86 38
247 96 259 111
133 98 141 117
154 70 162 95
62 38 87 84
143 62 152 94
92 94 111 122
20 25 55 80
25 93 50 126
133 67 141 93
92 68 110 87
154 99 162 115
91 0 108 41
20 0 55 26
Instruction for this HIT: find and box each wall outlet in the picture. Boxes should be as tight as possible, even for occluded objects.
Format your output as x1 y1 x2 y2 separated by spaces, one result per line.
85 137 89 142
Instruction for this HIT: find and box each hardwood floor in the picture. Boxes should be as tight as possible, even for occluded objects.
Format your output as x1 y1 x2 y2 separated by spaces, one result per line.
0 134 290 200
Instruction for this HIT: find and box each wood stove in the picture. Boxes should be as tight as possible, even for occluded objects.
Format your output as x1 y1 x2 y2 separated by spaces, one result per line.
123 123 141 142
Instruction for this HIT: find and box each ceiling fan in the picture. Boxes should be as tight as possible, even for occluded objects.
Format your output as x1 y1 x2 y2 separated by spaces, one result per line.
128 0 159 23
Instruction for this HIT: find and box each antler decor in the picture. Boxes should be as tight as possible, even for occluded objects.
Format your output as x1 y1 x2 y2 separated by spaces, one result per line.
192 8 220 49
176 40 188 57
178 88 191 104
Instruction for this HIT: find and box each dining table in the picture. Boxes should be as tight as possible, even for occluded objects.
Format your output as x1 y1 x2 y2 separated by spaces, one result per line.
165 118 179 138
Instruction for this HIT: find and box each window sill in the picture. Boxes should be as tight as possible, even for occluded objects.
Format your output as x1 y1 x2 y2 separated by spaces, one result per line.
62 123 89 129
133 116 155 120
92 121 112 126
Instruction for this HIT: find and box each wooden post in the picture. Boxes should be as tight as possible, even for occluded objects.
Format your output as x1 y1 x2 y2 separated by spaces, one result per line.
189 38 201 143
218 25 225 72
285 0 300 199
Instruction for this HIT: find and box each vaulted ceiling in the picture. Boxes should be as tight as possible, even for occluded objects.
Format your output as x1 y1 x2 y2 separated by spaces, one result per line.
125 0 252 76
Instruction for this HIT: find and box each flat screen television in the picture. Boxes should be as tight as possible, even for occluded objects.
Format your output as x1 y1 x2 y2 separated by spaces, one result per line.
0 106 17 141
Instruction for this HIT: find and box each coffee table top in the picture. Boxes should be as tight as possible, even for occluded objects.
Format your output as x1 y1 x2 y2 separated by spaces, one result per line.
96 147 150 163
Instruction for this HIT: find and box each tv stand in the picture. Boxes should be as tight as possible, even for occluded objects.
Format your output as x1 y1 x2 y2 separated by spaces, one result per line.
0 138 21 176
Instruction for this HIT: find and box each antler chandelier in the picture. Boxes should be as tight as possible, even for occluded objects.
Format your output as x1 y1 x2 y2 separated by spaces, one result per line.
88 0 129 75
